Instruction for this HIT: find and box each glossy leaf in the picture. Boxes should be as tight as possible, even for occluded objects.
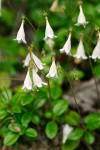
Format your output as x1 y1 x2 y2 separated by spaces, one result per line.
53 100 68 116
45 121 58 139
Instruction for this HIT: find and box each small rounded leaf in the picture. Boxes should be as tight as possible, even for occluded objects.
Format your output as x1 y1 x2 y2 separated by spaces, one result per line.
25 128 38 138
45 121 58 139
4 132 19 146
53 100 68 116
84 132 95 144
68 128 84 140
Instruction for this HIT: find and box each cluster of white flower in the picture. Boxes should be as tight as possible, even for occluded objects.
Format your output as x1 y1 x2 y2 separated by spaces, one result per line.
59 4 100 60
14 3 100 91
14 16 58 90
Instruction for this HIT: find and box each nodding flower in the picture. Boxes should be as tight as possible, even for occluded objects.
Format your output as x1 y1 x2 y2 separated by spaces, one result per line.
44 17 57 41
73 39 87 59
75 5 88 27
46 58 58 78
22 68 47 90
62 124 73 144
90 33 100 59
14 19 27 43
32 69 47 88
60 33 71 55
22 70 32 90
23 52 44 70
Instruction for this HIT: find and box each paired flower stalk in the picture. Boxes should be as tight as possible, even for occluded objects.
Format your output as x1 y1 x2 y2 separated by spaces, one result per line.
14 15 58 90
14 5 100 91
60 32 100 60
22 47 47 90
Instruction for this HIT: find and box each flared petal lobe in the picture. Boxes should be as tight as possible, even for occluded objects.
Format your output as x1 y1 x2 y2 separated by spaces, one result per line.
60 34 71 54
22 70 32 90
23 52 44 70
44 18 57 41
90 39 100 59
62 124 73 144
33 69 47 88
75 5 88 27
46 59 58 78
73 39 87 59
15 20 27 43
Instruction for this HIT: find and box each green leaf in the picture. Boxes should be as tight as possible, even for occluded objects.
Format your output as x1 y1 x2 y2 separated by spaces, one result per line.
21 113 32 128
93 65 100 77
62 140 80 150
45 121 58 139
11 105 21 113
25 128 38 138
34 98 46 109
34 88 47 109
51 84 62 99
0 110 8 120
4 132 19 146
21 93 35 106
84 113 100 130
53 100 68 116
31 114 40 125
68 129 84 140
84 132 95 144
44 110 52 119
65 111 80 126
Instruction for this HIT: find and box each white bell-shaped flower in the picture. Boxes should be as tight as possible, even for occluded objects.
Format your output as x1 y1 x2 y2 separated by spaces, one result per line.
62 124 73 144
22 70 32 90
33 69 47 88
44 17 57 41
75 5 88 27
23 52 44 70
90 36 100 59
60 34 71 55
15 20 27 43
46 58 58 78
73 39 87 59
